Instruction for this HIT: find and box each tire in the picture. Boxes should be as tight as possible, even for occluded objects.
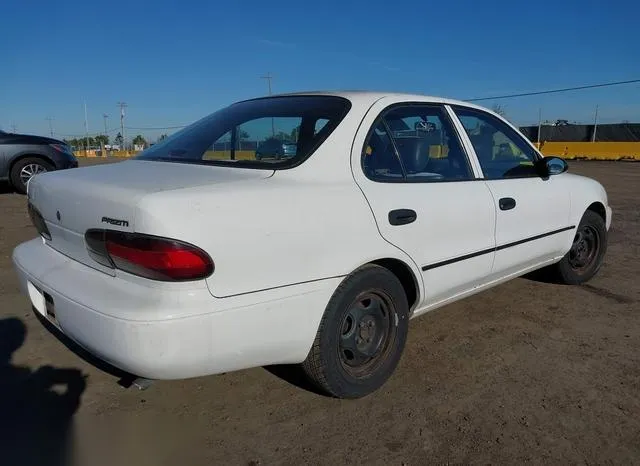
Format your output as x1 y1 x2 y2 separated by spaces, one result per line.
302 264 410 399
550 210 607 285
10 157 54 194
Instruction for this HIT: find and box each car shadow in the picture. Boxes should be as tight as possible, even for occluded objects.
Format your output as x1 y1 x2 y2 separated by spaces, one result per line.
520 268 562 284
0 317 87 466
262 364 329 397
0 181 15 194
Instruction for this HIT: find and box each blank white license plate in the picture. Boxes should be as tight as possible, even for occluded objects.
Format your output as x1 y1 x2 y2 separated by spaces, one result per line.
27 281 58 326
27 281 47 317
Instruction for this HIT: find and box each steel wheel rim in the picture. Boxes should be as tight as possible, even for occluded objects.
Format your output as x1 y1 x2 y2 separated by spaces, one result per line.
19 163 47 185
337 290 397 378
568 225 599 272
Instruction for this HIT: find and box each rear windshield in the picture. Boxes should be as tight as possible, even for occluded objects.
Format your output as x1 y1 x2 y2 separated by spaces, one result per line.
135 95 351 168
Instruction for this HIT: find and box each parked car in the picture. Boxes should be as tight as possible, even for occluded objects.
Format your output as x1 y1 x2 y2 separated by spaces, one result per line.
12 91 612 399
255 138 297 160
0 130 78 194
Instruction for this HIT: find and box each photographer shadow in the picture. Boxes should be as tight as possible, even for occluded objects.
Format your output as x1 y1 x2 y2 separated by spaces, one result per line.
0 317 87 466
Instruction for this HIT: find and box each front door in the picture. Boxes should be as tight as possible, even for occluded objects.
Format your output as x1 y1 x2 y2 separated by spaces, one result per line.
351 100 497 308
450 105 572 278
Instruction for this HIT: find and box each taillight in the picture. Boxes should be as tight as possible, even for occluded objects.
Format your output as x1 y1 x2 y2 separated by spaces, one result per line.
84 229 214 281
50 143 73 154
28 203 51 240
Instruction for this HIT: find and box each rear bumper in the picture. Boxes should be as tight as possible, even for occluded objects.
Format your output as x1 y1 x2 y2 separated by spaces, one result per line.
12 238 338 380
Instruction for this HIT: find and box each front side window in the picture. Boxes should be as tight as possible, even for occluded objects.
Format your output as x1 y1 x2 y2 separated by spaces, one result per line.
135 96 351 168
362 104 474 182
452 106 540 179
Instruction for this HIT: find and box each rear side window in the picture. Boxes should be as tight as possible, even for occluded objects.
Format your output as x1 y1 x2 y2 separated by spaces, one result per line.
135 96 351 168
362 104 474 182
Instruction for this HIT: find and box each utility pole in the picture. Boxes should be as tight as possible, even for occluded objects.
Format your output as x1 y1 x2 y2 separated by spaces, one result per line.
84 100 90 155
260 72 273 95
260 73 275 136
592 104 599 142
117 102 127 150
537 108 542 147
45 116 54 137
11 122 17 133
103 113 109 136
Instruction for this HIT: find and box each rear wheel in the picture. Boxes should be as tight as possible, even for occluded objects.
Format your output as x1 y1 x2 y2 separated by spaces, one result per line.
10 157 54 194
302 264 409 399
550 210 607 285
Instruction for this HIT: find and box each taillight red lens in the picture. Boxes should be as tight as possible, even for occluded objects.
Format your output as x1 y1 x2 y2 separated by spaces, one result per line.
28 203 51 240
85 229 213 281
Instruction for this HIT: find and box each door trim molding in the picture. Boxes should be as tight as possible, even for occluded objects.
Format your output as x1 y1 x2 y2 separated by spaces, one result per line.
421 225 575 271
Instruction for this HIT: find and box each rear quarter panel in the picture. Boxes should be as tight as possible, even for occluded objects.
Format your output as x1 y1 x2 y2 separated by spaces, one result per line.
134 176 422 298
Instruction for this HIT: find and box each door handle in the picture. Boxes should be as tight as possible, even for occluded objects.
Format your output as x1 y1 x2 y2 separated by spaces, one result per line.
389 209 417 226
499 197 516 211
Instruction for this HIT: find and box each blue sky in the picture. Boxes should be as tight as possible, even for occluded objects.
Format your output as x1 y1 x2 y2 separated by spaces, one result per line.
2 0 639 142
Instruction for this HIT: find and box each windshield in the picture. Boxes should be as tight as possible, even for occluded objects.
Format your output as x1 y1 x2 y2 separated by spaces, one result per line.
135 95 351 168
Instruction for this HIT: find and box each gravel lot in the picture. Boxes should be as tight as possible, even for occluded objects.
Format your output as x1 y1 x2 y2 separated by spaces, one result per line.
1 158 638 466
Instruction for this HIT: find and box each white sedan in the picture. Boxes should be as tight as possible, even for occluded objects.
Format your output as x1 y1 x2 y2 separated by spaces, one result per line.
12 91 612 399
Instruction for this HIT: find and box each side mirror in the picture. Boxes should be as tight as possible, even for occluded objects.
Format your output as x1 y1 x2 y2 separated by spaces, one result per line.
537 156 568 177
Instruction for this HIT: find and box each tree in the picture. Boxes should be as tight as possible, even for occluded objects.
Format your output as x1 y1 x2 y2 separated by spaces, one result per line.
94 134 109 146
114 132 124 147
132 135 147 148
81 136 95 148
491 103 507 117
290 125 300 141
275 131 291 142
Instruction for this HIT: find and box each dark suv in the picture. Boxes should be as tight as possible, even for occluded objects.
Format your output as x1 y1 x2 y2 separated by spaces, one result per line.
0 130 78 194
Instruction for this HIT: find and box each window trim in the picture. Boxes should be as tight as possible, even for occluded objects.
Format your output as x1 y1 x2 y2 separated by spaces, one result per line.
360 102 479 184
449 104 545 181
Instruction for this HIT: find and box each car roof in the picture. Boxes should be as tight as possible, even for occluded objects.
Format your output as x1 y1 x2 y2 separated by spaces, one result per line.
239 89 489 112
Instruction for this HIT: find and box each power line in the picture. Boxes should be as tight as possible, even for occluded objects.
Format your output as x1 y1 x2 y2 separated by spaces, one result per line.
51 77 640 141
467 78 640 102
125 125 186 130
58 127 120 138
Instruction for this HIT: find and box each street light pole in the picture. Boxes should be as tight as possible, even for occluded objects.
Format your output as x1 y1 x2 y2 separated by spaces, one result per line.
45 116 54 137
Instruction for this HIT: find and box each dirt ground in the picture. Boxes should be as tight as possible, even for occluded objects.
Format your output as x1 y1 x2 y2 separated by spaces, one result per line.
0 159 638 466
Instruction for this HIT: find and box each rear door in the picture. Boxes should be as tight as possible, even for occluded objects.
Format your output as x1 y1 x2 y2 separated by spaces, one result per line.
450 105 572 277
351 99 497 307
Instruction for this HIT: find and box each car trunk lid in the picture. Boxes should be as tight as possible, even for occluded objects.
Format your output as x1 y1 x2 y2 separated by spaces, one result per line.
27 160 273 274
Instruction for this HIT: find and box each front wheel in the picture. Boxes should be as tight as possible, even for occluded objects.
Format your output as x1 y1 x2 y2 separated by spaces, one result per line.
302 264 410 399
551 210 607 285
10 157 54 194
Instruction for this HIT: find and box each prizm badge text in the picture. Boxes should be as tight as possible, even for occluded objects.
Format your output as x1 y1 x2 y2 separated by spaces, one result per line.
101 217 130 227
